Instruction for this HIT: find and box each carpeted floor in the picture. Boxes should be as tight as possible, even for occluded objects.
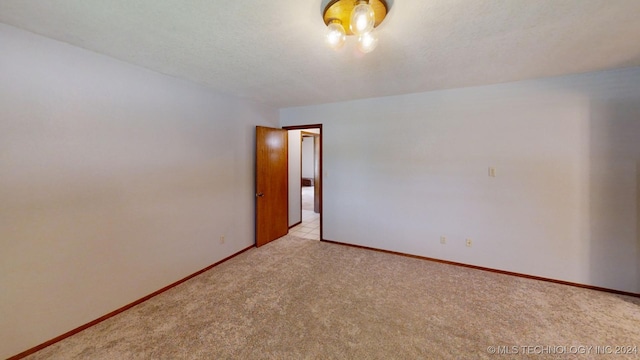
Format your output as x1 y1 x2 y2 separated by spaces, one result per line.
25 235 640 359
302 186 314 211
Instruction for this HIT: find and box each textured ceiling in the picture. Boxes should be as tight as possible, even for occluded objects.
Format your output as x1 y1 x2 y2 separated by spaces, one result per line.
1 0 639 108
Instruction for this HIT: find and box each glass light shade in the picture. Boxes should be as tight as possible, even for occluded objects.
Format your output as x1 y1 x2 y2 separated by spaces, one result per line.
350 1 375 35
357 31 378 53
325 21 346 50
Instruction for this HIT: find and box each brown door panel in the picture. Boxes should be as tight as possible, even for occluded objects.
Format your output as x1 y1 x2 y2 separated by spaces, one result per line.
255 126 288 247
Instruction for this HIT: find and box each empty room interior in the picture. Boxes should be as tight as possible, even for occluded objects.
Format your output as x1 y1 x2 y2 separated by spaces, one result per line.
1 1 640 359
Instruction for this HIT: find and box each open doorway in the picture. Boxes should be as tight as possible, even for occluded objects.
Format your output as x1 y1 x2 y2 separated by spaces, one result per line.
298 131 320 239
284 125 322 241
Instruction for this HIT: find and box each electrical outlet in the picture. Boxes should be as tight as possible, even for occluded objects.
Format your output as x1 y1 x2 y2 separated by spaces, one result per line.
488 167 496 177
466 238 472 247
440 236 447 244
220 235 225 244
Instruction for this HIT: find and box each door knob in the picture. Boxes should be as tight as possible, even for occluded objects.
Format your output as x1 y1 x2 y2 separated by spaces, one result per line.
256 192 264 197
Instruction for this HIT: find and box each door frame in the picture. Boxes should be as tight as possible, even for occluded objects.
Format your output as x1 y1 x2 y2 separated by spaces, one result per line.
283 124 323 241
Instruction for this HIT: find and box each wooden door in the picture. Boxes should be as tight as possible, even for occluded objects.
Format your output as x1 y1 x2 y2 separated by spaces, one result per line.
255 126 288 247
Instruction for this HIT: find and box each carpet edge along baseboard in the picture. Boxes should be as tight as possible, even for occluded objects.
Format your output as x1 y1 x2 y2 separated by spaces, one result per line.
320 238 639 298
7 245 254 360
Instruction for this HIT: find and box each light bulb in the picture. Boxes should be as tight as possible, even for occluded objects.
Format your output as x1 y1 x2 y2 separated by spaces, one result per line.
357 31 378 53
325 20 346 50
350 1 375 35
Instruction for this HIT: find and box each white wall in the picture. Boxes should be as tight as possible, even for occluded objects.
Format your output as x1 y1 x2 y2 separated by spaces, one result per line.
288 130 302 226
301 136 315 179
281 67 640 294
0 23 278 358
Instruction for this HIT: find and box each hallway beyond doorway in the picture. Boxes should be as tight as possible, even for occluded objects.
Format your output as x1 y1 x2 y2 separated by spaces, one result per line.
290 210 319 240
291 186 319 240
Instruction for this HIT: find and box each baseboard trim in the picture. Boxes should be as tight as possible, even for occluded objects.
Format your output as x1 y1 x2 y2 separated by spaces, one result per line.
289 221 302 229
8 245 255 360
321 239 639 298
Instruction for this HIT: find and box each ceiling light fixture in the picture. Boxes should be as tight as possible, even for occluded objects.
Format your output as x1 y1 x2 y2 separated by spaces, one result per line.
323 0 388 54
326 19 347 50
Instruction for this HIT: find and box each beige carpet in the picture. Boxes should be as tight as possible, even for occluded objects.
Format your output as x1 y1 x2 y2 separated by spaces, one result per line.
302 186 314 211
25 236 640 359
